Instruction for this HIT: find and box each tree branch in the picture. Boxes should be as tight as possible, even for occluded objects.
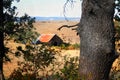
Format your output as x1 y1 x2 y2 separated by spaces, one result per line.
57 23 79 31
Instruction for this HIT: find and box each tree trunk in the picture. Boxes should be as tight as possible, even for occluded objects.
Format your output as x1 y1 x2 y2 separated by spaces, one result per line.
78 0 118 80
0 0 5 80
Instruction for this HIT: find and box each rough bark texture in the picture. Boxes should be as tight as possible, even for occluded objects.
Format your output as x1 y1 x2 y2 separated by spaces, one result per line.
0 0 5 80
77 0 118 80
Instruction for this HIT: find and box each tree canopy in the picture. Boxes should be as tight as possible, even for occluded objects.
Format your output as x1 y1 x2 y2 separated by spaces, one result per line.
0 0 39 79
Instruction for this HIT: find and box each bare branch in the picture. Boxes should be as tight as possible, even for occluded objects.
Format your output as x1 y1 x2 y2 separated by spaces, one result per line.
63 0 75 21
71 27 77 30
57 23 79 31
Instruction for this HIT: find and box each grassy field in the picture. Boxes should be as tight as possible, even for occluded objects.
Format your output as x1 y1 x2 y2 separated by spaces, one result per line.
3 21 120 79
33 21 80 44
4 20 80 78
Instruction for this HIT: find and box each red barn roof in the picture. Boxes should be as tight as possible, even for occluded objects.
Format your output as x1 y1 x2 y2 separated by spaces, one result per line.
39 34 55 42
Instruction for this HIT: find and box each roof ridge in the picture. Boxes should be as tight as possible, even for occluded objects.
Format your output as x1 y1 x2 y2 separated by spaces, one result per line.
39 34 56 42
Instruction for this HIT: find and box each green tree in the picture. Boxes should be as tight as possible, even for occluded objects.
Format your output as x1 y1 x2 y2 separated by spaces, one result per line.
0 0 38 79
8 44 56 80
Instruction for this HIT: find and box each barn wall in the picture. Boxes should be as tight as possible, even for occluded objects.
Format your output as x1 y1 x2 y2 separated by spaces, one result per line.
49 35 63 46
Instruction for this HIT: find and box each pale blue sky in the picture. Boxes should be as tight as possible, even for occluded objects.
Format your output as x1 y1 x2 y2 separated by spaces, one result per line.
13 0 82 17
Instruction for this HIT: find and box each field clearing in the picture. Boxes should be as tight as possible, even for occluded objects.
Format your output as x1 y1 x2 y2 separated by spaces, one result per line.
3 49 80 78
3 21 120 78
3 48 119 78
33 21 80 44
4 20 81 78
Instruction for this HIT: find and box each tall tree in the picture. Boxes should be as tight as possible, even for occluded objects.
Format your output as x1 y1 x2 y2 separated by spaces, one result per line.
0 0 37 79
78 0 118 79
59 0 119 79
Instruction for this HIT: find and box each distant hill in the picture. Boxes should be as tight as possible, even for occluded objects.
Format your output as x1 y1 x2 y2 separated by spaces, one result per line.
34 17 80 21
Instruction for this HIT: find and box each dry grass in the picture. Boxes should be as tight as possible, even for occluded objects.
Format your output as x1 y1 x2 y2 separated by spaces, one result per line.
33 21 80 44
3 21 120 78
4 21 80 78
3 46 79 78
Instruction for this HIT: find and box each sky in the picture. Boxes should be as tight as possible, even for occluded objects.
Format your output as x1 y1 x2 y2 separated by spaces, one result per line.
13 0 82 17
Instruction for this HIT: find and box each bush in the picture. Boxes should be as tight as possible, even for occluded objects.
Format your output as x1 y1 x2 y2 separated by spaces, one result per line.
60 43 70 50
110 57 120 80
7 43 120 80
7 69 37 80
7 44 58 80
72 43 80 49
59 43 80 50
52 56 80 80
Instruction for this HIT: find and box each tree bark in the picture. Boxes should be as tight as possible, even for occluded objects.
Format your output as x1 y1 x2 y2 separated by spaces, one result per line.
78 0 118 80
0 0 5 80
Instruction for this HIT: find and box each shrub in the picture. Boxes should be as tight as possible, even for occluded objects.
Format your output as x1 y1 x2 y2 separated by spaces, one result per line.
53 56 80 80
7 44 58 80
110 57 120 80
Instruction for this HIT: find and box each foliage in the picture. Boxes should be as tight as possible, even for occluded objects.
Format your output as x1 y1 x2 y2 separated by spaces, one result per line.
56 56 79 80
2 1 43 80
7 69 37 80
114 1 120 79
3 0 120 80
3 0 36 39
39 56 80 80
110 57 120 80
7 44 57 80
70 43 80 49
60 43 71 50
3 0 39 59
59 43 80 50
7 50 120 80
0 0 39 79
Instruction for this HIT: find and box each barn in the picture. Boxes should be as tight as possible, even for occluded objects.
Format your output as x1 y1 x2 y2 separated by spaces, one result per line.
35 34 63 46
